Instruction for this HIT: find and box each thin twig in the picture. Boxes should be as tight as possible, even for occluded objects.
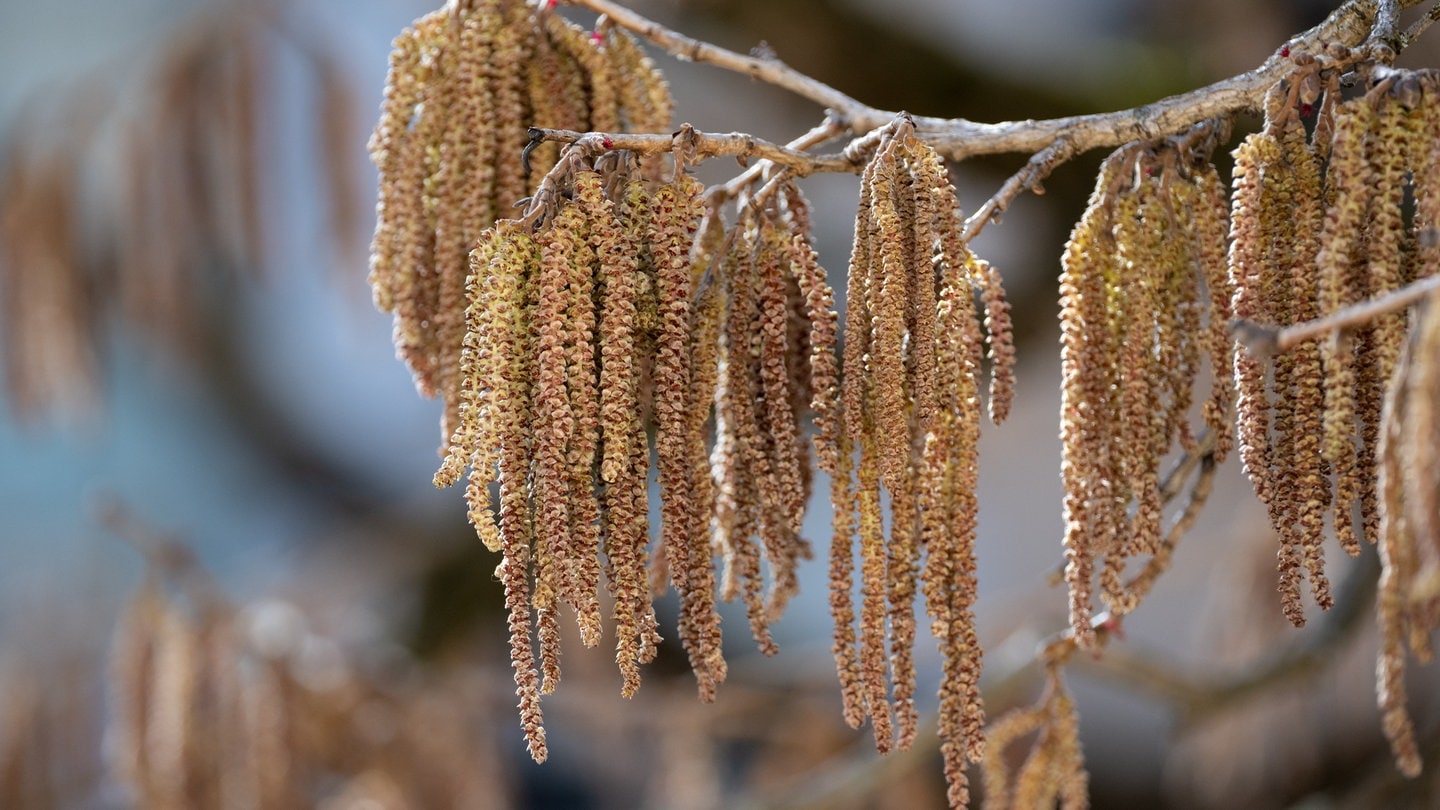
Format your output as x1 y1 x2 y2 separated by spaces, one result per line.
530 126 857 176
1402 0 1440 48
713 116 844 202
563 0 889 129
1234 272 1440 357
1075 546 1380 723
960 137 1076 243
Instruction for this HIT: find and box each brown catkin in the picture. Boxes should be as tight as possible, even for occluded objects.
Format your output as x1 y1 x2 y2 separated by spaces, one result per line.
827 432 864 728
543 14 620 134
757 218 807 537
1260 125 1308 626
1278 119 1333 610
977 260 1016 425
602 24 673 135
458 224 534 552
1110 179 1162 598
899 136 940 427
755 219 809 622
489 221 543 757
867 152 915 491
1228 132 1314 622
715 230 771 652
1357 97 1414 548
563 181 604 648
524 28 587 182
789 222 842 473
1316 98 1374 554
1377 330 1422 778
684 270 726 671
649 175 725 699
606 407 653 698
491 2 535 211
855 428 894 752
887 457 921 751
532 204 584 693
833 154 876 731
368 22 425 316
1229 134 1279 504
1186 164 1236 462
590 180 641 486
933 267 987 806
1059 152 1126 646
1404 303 1440 558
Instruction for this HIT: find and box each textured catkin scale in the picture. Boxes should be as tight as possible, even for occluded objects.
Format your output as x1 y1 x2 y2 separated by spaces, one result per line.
544 13 620 134
1110 182 1162 591
1227 132 1322 623
585 177 640 486
976 260 1016 425
561 187 604 649
490 2 536 212
1355 98 1414 549
866 145 914 488
899 138 940 426
532 206 582 694
1254 123 1307 622
648 176 729 699
457 225 535 553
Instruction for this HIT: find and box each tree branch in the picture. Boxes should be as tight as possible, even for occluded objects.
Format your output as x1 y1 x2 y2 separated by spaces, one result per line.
1233 272 1440 358
1075 545 1380 723
1403 1 1440 48
566 0 1422 160
528 125 858 176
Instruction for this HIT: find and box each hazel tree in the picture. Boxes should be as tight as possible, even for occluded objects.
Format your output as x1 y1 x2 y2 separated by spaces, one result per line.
5 0 1440 807
363 0 1440 805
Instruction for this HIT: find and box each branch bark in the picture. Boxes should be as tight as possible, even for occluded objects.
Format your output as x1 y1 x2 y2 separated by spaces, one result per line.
565 0 1423 160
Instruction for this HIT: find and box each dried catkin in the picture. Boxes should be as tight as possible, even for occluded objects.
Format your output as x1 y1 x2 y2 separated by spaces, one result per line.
983 669 1087 810
829 119 989 800
1058 137 1234 636
1278 119 1333 611
1060 153 1125 645
370 0 675 456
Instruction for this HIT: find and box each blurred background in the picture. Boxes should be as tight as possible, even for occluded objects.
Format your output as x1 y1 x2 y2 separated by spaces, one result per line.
3 0 1440 807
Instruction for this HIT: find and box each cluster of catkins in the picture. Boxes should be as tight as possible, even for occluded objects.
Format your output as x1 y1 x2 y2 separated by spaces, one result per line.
433 161 845 763
367 0 671 450
369 2 1017 801
110 561 507 809
1228 64 1440 775
828 118 1013 807
369 0 1440 801
1058 127 1236 647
